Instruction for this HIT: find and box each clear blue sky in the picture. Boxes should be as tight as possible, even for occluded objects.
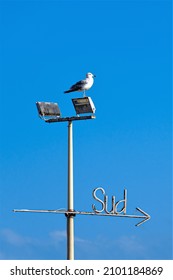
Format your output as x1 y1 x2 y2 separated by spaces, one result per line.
0 0 172 260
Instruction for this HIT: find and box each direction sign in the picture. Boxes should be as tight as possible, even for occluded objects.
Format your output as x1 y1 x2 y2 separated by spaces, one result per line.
14 188 150 227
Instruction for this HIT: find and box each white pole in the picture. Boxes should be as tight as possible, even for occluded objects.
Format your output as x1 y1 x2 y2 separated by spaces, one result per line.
67 121 74 260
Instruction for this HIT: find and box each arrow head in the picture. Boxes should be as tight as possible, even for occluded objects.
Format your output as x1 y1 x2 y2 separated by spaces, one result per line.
135 207 151 227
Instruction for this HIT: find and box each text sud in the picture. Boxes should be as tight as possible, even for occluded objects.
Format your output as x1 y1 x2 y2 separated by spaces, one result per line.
92 187 127 215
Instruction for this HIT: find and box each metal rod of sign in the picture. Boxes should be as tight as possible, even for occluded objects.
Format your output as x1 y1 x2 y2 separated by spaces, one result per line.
13 207 150 227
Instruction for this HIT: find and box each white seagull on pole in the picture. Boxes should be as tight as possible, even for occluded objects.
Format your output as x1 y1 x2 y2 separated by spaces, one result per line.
64 72 96 96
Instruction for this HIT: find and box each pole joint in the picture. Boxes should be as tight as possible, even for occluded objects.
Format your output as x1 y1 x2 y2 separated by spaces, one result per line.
65 210 76 218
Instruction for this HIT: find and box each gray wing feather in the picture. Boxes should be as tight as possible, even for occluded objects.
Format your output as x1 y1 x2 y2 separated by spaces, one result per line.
70 79 87 90
64 78 87 93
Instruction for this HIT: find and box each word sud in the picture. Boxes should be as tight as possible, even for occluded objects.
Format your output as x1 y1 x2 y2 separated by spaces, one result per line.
92 187 127 215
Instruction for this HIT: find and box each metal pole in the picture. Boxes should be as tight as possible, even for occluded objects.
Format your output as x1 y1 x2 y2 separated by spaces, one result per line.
67 121 74 260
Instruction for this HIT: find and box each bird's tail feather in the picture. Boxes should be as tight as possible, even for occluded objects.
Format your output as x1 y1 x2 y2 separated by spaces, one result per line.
64 89 74 93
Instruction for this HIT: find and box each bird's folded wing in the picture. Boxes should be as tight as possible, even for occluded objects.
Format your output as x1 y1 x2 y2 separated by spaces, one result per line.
70 79 87 90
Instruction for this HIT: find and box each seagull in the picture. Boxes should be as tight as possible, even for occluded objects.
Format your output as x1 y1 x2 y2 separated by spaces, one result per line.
64 72 96 96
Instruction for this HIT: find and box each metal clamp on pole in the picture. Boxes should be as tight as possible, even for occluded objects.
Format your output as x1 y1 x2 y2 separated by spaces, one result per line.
65 211 76 218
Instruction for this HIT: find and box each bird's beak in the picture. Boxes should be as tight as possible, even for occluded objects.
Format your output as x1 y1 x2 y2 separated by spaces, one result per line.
93 74 96 77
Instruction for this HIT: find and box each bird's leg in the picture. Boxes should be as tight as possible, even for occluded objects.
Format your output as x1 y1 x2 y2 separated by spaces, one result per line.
83 90 86 97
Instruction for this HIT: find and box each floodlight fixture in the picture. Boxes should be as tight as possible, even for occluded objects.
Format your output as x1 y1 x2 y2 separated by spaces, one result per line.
36 101 61 120
72 97 96 115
